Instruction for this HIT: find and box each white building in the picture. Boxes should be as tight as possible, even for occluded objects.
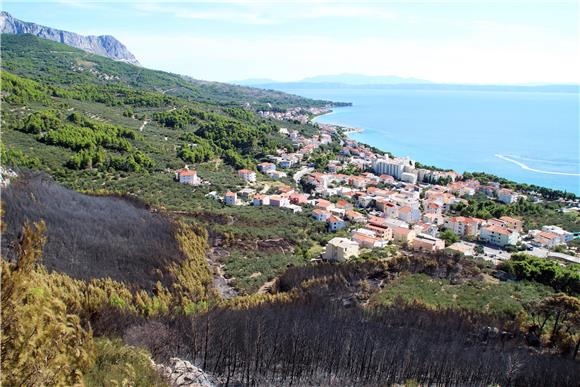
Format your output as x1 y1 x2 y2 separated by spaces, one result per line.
238 169 256 183
373 158 404 179
224 191 238 206
400 172 418 184
323 237 360 261
480 225 519 246
373 157 415 179
176 168 201 185
542 225 574 243
497 189 518 204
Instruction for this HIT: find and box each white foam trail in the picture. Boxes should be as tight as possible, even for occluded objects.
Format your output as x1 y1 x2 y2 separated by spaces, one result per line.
495 154 580 176
506 155 578 166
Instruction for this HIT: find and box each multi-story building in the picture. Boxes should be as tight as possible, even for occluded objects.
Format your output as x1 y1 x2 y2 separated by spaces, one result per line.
444 216 485 237
312 209 332 222
352 232 387 249
400 171 418 184
533 231 563 248
257 162 276 173
224 191 238 206
176 168 201 185
413 233 445 252
480 225 519 246
323 237 360 261
542 225 574 243
269 195 290 207
238 169 256 183
398 206 421 224
499 216 523 232
373 158 405 179
253 194 270 206
497 188 518 204
327 215 347 232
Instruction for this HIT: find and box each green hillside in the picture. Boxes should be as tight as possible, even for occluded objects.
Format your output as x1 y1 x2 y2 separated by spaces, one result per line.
1 34 336 109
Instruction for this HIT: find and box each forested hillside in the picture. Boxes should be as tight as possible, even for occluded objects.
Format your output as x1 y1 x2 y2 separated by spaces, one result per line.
1 34 335 109
2 33 579 386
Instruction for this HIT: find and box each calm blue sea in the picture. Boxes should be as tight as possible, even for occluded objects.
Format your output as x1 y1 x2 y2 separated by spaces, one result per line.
288 88 579 194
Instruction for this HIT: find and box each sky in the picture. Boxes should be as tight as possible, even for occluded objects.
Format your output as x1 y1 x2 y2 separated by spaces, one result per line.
3 1 580 84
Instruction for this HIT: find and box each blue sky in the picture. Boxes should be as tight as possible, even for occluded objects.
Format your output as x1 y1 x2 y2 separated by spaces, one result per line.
3 1 579 84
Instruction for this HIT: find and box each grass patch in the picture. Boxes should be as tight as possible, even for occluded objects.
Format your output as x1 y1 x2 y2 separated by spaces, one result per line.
224 249 308 294
371 273 553 318
84 338 169 387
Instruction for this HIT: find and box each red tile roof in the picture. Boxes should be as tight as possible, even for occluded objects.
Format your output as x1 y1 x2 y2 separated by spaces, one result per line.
178 169 197 176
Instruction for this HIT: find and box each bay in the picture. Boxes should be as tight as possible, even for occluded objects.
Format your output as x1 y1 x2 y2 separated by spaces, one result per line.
287 87 579 194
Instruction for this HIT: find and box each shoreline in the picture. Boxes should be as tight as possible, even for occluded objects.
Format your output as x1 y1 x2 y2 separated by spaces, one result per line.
309 107 579 197
311 109 364 134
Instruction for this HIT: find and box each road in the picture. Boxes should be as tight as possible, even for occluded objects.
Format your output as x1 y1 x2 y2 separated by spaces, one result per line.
293 167 313 184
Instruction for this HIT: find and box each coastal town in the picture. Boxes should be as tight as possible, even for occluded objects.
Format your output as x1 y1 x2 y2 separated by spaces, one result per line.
175 111 580 265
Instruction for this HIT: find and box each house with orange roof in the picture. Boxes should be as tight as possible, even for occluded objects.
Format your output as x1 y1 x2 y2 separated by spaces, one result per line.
367 187 391 197
336 199 353 210
224 191 238 206
392 226 416 244
480 225 519 246
398 206 421 224
278 186 295 196
533 231 563 248
352 232 387 249
269 195 289 207
413 233 445 252
364 224 393 240
253 194 270 206
257 162 276 173
238 169 256 183
444 216 485 237
176 168 201 185
425 202 442 215
379 174 395 185
422 212 444 226
345 210 367 224
375 199 399 218
315 199 334 210
289 193 308 205
327 215 347 232
499 216 523 232
312 209 332 222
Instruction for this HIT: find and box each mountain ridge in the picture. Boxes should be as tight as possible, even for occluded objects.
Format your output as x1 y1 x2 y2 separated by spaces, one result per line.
0 11 141 65
236 73 431 86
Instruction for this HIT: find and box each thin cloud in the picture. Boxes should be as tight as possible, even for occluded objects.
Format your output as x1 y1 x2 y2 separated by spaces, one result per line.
131 2 397 24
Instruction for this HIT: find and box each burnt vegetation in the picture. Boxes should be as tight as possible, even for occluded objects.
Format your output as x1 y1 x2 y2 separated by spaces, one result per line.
117 268 580 387
2 173 187 289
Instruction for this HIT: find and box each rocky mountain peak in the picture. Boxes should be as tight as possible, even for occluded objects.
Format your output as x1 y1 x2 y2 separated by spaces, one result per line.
0 11 140 65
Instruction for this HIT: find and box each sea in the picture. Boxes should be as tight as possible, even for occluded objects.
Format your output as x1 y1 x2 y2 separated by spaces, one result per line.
287 87 579 195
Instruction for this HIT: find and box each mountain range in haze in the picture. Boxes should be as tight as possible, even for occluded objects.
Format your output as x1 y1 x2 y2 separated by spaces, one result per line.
0 11 140 65
235 73 431 86
235 73 577 93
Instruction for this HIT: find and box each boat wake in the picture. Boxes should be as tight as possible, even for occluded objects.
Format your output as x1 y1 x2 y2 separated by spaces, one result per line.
495 154 580 176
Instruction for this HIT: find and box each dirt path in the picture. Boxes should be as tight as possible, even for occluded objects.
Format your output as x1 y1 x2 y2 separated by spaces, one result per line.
139 120 149 132
207 247 238 299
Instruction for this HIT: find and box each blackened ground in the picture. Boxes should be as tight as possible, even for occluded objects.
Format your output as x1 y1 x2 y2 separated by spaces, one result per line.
2 173 186 289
